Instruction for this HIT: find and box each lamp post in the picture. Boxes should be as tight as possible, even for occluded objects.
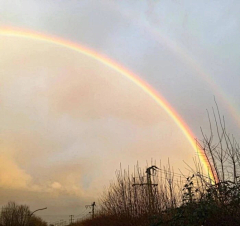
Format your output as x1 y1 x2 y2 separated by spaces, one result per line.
28 207 47 225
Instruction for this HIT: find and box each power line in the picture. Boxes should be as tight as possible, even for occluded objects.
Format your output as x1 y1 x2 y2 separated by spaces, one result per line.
134 166 212 181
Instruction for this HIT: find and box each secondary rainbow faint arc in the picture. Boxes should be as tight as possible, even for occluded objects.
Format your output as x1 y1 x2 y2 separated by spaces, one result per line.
104 2 240 130
0 26 216 181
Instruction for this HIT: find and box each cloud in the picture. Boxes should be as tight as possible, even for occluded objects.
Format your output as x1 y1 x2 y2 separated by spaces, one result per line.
51 182 62 189
0 149 86 197
0 153 32 189
0 36 196 218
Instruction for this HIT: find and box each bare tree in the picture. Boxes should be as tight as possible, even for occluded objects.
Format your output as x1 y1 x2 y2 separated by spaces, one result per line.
0 202 47 226
0 201 30 226
196 101 240 205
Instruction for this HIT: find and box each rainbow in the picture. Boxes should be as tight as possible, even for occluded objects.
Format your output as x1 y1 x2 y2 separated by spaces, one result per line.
105 2 240 129
0 26 216 181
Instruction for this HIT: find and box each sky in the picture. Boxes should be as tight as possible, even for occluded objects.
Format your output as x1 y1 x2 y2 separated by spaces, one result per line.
0 0 240 224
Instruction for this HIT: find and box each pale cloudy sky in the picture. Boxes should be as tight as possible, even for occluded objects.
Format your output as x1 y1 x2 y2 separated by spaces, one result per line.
0 0 240 223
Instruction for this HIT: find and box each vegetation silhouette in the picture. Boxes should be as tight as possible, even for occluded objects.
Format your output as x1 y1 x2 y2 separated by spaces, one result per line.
0 201 47 226
72 104 240 226
1 104 239 225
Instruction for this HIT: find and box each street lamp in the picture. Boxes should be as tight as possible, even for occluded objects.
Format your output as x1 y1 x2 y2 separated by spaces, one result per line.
28 207 47 225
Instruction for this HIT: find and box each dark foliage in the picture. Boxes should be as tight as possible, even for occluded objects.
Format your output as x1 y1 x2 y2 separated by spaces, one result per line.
72 106 240 226
0 201 47 226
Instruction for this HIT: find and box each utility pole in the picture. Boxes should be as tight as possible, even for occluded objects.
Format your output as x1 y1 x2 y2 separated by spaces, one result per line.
69 215 74 224
85 202 96 219
132 165 159 214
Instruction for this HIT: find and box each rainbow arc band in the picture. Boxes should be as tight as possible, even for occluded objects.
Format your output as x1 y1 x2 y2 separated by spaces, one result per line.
0 26 216 182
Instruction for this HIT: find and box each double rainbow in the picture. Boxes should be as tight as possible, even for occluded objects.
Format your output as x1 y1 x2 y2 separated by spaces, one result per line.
105 2 240 130
0 26 216 181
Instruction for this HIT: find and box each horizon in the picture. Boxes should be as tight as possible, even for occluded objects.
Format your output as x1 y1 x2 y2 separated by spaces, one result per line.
0 0 239 223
